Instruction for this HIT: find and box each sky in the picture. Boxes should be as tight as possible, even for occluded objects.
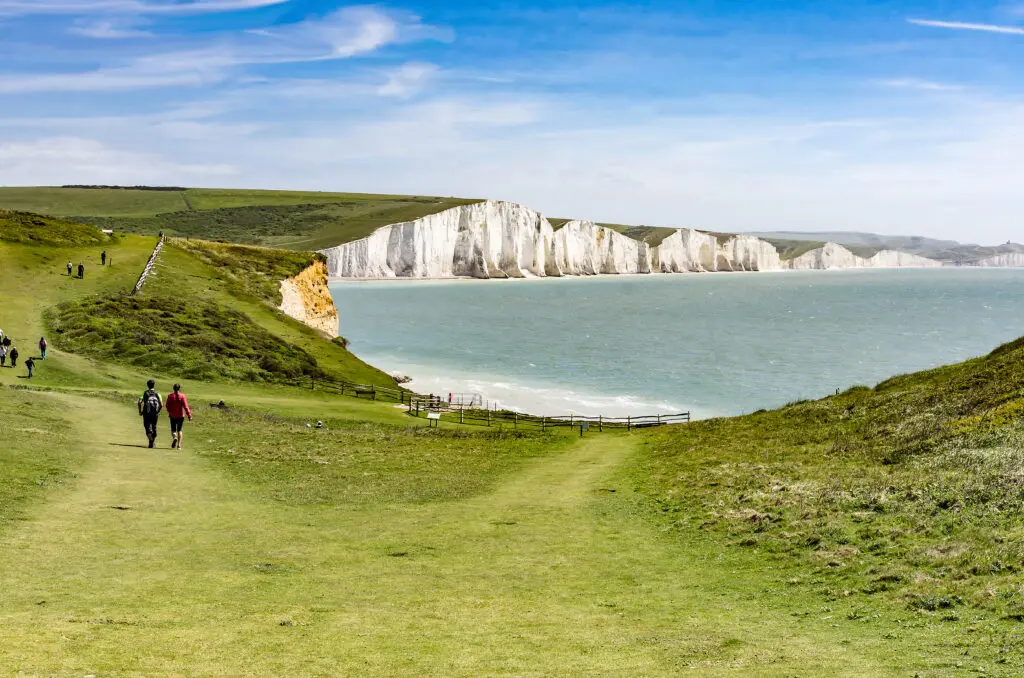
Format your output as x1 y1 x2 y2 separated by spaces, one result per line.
1 1 1023 243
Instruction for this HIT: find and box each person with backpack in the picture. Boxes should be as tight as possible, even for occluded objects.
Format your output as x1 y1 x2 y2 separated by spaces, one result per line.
164 383 193 450
25 356 34 378
9 346 18 368
101 251 106 266
77 262 85 279
0 343 7 367
66 261 73 276
138 380 162 448
38 337 47 359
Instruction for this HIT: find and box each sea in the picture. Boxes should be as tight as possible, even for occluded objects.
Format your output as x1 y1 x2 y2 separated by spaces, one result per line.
329 268 1024 419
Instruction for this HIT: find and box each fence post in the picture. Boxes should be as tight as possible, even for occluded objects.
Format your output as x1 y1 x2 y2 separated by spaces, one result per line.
460 409 464 424
542 417 546 431
311 376 315 391
514 412 518 429
372 386 376 401
487 409 491 427
599 415 603 432
657 414 661 426
627 415 631 432
570 414 574 427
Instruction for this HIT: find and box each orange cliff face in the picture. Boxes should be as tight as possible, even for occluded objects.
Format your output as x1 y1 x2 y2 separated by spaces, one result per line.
279 259 339 338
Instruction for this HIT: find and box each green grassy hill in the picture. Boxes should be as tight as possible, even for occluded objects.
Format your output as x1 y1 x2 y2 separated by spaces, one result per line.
4 208 1024 673
635 336 1024 628
0 187 480 251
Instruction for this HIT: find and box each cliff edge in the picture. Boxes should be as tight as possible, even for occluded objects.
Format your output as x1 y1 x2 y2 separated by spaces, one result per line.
279 259 339 338
321 201 941 279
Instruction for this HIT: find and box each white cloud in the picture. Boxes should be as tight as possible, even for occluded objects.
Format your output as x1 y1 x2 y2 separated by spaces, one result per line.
907 18 1024 35
881 78 964 91
0 0 289 16
0 7 441 93
69 18 153 38
378 62 438 98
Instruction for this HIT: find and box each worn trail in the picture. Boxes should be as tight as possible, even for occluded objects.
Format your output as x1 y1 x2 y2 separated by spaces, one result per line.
0 393 893 676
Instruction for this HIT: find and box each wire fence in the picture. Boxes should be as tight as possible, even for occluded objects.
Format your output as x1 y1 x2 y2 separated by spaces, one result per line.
283 374 690 432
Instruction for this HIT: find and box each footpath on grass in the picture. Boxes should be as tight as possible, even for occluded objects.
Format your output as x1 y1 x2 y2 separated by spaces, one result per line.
0 390 948 676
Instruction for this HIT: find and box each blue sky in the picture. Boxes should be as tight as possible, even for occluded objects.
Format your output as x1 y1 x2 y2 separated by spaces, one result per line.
2 1 1024 242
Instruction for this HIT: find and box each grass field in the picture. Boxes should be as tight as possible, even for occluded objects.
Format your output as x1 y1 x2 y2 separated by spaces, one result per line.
632 337 1024 672
0 187 481 251
2 207 1024 674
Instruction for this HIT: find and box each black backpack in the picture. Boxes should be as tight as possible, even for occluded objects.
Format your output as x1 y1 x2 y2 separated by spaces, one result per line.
142 390 162 416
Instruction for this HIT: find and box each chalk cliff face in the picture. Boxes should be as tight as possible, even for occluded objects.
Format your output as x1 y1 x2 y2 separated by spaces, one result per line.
787 243 942 270
717 234 783 272
323 201 553 279
977 253 1024 268
865 250 944 268
321 201 939 279
651 229 718 272
649 229 781 272
552 220 651 275
279 259 339 338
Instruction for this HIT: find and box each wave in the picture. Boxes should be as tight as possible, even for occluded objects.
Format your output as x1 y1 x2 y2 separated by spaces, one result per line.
364 355 714 419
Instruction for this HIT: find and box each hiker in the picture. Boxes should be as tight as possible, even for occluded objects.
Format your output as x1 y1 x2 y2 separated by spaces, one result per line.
101 251 106 266
138 379 162 448
0 344 7 367
66 261 73 276
165 383 192 450
25 356 34 378
9 346 18 368
38 337 47 359
77 262 84 279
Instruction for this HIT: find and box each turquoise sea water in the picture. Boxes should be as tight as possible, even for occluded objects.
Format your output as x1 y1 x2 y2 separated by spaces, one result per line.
330 269 1024 419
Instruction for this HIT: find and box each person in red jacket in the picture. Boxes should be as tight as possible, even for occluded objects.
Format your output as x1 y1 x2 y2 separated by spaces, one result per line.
165 383 193 450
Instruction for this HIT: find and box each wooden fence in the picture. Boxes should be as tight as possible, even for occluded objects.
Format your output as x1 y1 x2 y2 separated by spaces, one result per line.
285 374 690 432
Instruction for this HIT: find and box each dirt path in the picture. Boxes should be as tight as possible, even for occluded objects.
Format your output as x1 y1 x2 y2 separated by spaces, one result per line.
0 394 896 676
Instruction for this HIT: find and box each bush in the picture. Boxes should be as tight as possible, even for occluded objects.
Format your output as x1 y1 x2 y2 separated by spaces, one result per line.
45 294 324 384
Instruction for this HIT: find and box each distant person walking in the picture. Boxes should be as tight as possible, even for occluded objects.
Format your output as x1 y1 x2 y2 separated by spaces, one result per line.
9 346 18 368
38 337 47 359
77 262 84 279
138 379 162 448
0 344 7 367
67 261 73 276
165 383 193 450
24 356 34 378
101 251 107 266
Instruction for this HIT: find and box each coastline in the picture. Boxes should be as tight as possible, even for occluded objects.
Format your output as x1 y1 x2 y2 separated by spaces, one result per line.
351 354 707 419
327 266 957 284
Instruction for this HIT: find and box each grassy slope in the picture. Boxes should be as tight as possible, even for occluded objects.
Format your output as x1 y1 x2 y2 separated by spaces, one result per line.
0 210 120 246
0 187 188 217
0 221 1020 672
0 218 394 391
633 337 1024 659
0 392 969 676
0 187 480 251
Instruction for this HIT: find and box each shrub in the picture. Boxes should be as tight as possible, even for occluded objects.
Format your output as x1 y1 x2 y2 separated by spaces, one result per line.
45 294 324 384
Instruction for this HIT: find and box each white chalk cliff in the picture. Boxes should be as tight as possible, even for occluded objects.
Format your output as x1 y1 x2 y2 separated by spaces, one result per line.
977 253 1024 268
321 201 940 279
786 243 942 270
552 220 651 274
